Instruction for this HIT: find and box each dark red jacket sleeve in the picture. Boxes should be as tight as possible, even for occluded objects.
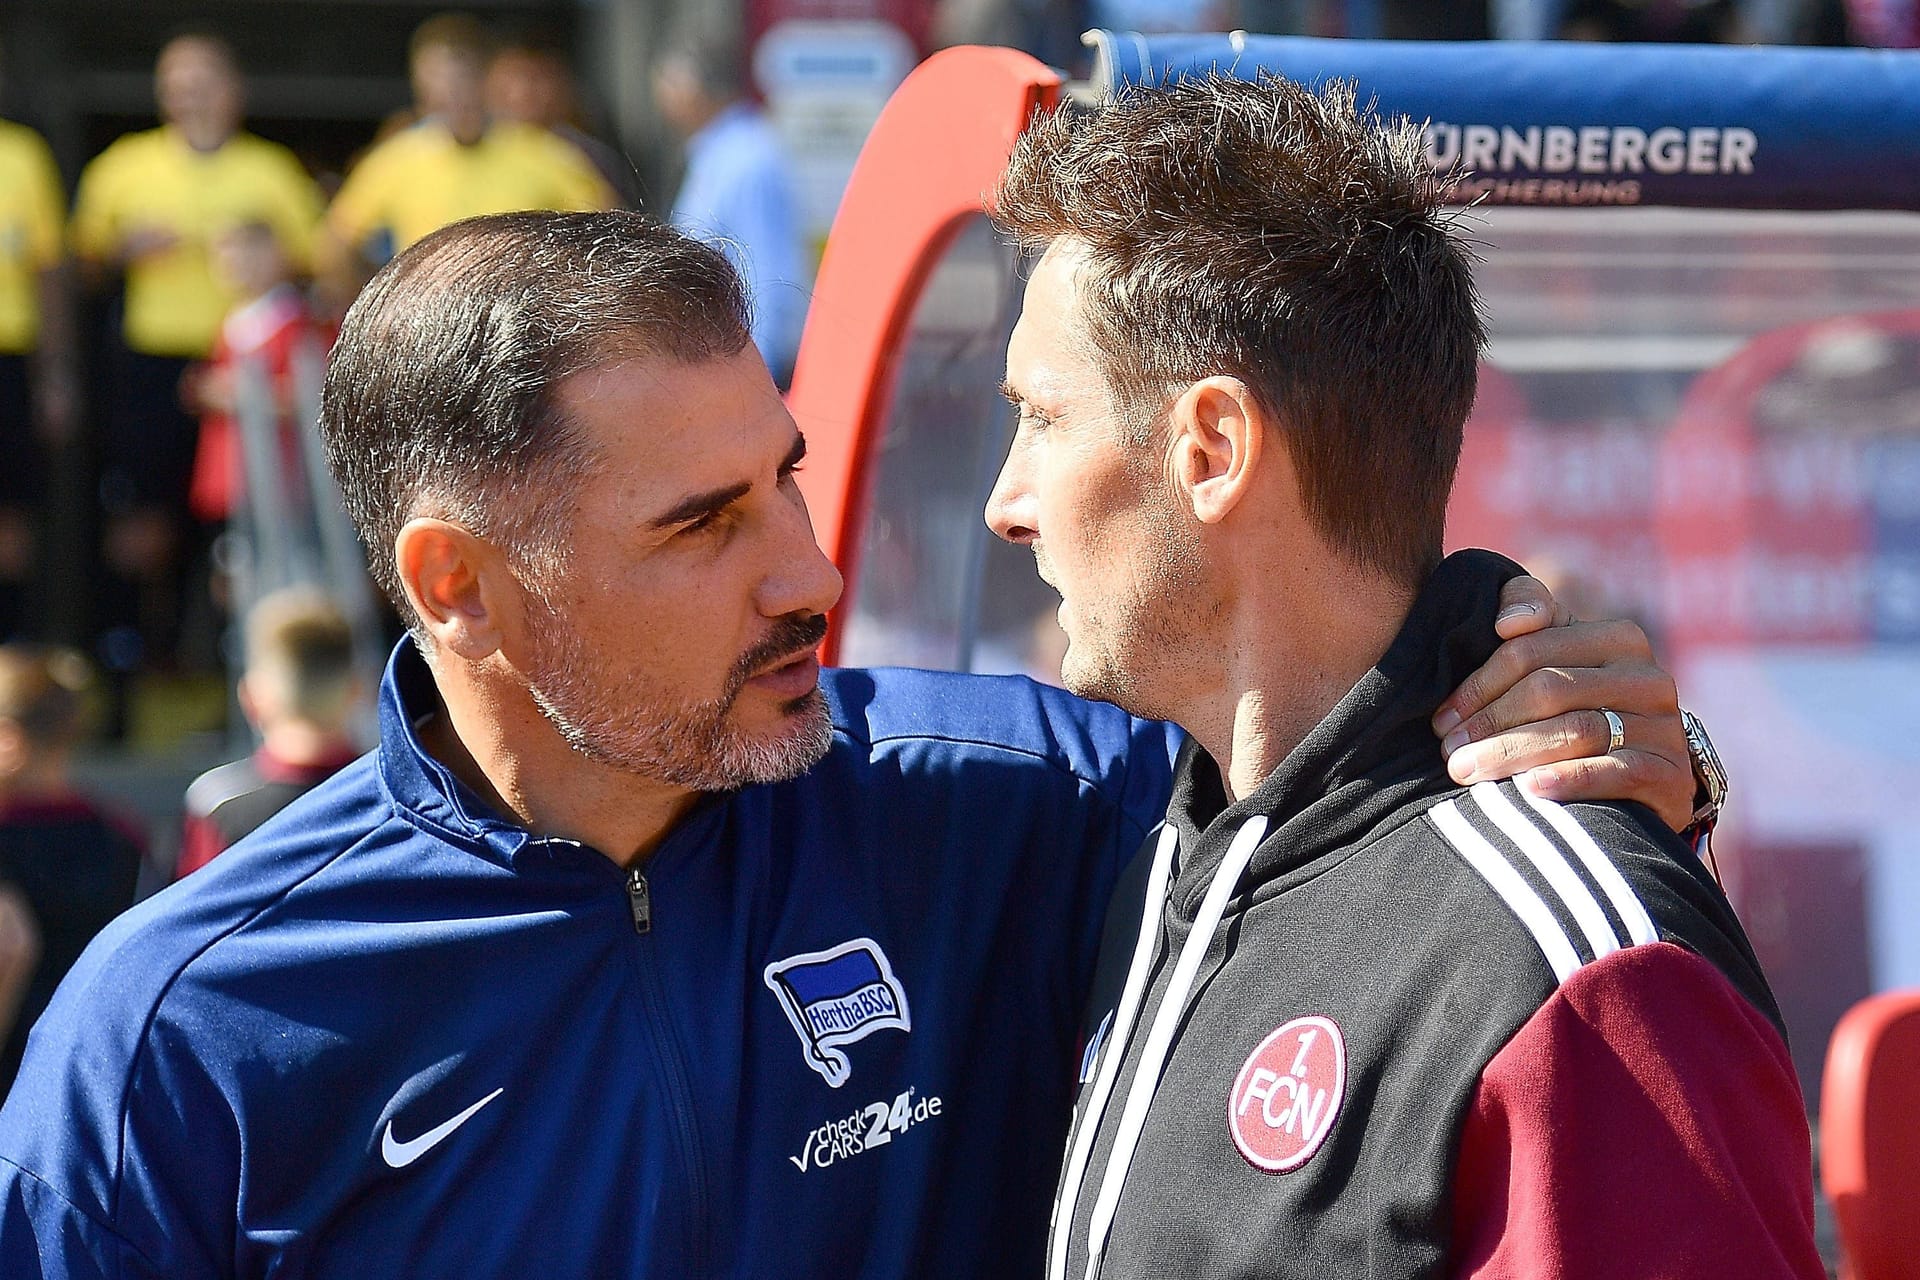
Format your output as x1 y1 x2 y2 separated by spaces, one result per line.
1449 941 1825 1279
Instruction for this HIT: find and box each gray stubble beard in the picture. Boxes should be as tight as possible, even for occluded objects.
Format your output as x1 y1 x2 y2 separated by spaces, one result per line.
523 601 835 792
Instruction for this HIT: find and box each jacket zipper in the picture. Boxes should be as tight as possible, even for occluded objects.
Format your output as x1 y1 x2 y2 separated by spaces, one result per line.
626 866 651 933
622 865 709 1272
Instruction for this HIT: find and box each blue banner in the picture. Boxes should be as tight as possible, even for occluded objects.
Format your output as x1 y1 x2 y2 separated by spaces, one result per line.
1085 33 1920 211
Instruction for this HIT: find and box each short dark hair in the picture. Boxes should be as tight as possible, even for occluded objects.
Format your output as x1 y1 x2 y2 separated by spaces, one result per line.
220 218 279 245
409 12 494 68
319 210 751 628
993 75 1485 585
159 30 241 75
245 588 356 724
659 35 744 100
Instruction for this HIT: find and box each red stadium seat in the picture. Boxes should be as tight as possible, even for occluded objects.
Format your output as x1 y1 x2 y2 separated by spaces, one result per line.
1821 989 1920 1280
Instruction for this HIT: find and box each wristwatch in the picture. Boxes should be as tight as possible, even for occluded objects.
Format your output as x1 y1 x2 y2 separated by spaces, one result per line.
1679 708 1728 850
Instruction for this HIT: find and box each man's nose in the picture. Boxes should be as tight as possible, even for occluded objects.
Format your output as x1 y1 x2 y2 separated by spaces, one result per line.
761 493 845 619
985 456 1037 546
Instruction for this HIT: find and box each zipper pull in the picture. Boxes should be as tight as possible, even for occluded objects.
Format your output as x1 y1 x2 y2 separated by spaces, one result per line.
626 866 651 935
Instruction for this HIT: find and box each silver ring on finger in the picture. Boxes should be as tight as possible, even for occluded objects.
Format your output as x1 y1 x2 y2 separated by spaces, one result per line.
1599 708 1626 755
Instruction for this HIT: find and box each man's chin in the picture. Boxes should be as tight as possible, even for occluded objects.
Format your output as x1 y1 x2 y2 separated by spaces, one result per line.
1058 648 1157 720
1057 648 1115 704
719 688 834 786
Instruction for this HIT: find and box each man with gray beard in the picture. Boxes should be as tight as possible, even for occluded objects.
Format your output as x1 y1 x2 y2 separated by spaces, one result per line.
0 211 1701 1278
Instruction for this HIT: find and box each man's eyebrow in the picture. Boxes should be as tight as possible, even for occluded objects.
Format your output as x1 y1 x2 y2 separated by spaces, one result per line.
649 433 808 531
650 480 751 531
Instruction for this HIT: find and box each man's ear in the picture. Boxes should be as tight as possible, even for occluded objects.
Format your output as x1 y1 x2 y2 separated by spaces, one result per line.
235 674 263 731
393 518 513 661
1170 376 1265 525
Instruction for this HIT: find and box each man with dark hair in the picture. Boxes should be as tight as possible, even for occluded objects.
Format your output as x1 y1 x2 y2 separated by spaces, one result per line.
988 77 1820 1278
0 208 1696 1277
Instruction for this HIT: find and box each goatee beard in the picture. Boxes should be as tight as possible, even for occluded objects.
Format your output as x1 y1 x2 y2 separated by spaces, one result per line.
526 610 835 791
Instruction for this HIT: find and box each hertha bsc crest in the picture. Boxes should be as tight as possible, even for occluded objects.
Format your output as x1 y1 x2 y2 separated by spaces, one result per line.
764 938 912 1087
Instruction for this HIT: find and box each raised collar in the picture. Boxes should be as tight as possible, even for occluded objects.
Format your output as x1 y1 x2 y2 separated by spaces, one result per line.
1164 548 1525 915
371 641 733 877
374 640 536 867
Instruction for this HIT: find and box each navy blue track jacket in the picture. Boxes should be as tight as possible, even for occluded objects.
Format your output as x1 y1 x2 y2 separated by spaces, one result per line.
0 643 1179 1278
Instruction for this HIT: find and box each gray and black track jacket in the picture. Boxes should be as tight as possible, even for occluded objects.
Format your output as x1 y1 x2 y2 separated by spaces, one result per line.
1048 549 1824 1280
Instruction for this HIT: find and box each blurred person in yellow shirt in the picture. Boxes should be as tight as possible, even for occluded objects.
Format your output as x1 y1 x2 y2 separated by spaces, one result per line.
484 37 643 209
69 33 321 672
0 47 74 641
323 14 616 293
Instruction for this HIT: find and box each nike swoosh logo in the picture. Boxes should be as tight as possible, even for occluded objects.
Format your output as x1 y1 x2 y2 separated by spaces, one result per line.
381 1087 504 1169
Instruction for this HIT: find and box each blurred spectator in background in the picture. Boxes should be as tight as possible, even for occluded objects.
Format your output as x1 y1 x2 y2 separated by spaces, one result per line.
1497 0 1828 40
182 221 334 528
323 13 616 298
1845 0 1920 43
1558 0 1743 40
1377 0 1492 37
1490 0 1578 37
178 588 361 879
1088 0 1232 31
654 38 811 387
70 34 323 675
0 646 142 1094
486 37 643 210
0 49 73 642
933 0 1095 69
